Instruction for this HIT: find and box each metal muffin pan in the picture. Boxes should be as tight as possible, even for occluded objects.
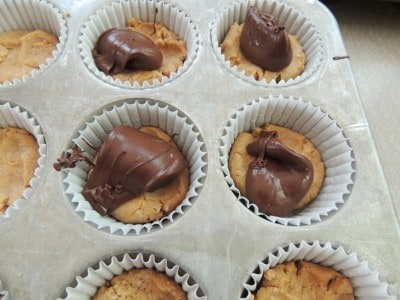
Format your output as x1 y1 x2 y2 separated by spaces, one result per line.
0 0 399 299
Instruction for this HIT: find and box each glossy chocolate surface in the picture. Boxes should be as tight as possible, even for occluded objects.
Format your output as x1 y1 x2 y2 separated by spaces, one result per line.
82 125 186 216
245 130 313 216
240 6 293 71
93 28 163 75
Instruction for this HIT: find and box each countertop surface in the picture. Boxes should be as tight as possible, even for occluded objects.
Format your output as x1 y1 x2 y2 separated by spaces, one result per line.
324 0 400 220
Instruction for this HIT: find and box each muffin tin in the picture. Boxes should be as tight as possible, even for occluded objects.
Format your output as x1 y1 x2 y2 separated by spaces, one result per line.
0 280 10 300
0 0 399 299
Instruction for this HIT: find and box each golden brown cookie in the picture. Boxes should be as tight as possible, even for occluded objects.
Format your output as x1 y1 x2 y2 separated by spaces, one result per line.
92 268 187 300
111 18 187 86
221 23 305 83
253 260 354 300
109 127 189 224
0 30 58 83
228 124 324 213
0 127 39 214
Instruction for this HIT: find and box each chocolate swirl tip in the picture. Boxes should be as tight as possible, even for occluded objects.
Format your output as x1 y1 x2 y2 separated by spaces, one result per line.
245 130 313 217
93 28 163 75
239 6 293 71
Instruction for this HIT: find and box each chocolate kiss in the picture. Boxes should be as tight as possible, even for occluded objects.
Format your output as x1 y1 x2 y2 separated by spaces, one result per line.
245 131 313 216
93 28 163 75
82 125 186 215
239 6 293 71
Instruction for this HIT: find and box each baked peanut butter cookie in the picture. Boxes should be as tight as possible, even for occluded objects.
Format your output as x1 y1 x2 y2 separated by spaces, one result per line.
253 260 354 300
93 268 187 300
0 127 39 214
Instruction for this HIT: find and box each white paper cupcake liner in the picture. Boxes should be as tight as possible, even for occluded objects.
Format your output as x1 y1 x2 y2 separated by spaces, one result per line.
59 252 206 300
79 0 201 89
211 0 323 87
0 102 46 223
61 98 207 235
0 0 67 87
240 240 394 299
219 95 355 226
0 280 11 300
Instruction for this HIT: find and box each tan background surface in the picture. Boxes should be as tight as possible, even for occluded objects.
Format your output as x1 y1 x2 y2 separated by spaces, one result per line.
325 0 400 218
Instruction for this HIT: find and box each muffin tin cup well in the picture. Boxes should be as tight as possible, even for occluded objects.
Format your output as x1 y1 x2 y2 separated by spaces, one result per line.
79 0 201 89
211 0 323 87
61 98 207 235
0 102 46 223
219 95 355 226
0 0 67 87
240 240 394 299
59 252 206 300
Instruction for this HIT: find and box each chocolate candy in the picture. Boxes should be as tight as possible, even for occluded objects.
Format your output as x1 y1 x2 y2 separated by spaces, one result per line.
82 126 186 216
245 130 313 216
240 6 293 71
93 28 163 75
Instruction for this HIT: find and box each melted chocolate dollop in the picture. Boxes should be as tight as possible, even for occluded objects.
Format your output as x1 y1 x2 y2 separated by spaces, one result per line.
240 6 293 71
245 130 313 216
82 125 186 216
93 28 163 75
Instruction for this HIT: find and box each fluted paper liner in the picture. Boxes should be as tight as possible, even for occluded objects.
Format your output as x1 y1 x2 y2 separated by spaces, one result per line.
60 252 206 300
62 98 207 235
211 0 323 87
240 240 394 299
79 0 200 89
0 0 67 87
0 280 11 300
219 95 355 226
0 102 46 223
